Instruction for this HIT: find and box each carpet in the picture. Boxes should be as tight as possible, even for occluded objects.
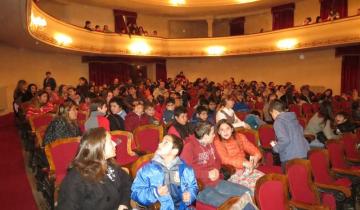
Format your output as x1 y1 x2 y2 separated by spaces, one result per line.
0 113 38 210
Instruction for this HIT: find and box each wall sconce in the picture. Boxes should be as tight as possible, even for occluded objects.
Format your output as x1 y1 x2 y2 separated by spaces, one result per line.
30 14 47 29
237 0 258 3
276 38 299 50
54 33 73 46
128 40 151 55
170 0 186 6
206 46 225 56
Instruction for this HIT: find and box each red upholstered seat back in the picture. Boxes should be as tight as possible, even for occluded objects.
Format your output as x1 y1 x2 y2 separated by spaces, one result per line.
289 104 301 118
298 117 307 129
341 134 360 160
111 132 138 166
312 103 320 113
301 103 313 117
257 180 287 210
48 140 80 185
339 101 352 113
237 129 258 146
130 154 154 177
308 150 334 184
255 102 264 110
187 108 195 121
134 125 163 153
287 164 317 204
264 151 274 166
30 114 54 131
326 141 349 170
258 125 275 148
247 102 255 110
235 112 248 121
77 112 87 133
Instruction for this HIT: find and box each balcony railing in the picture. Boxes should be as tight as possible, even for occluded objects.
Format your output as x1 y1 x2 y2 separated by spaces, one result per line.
28 0 360 57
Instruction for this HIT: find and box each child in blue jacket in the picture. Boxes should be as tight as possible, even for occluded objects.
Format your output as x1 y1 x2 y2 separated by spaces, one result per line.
131 134 198 210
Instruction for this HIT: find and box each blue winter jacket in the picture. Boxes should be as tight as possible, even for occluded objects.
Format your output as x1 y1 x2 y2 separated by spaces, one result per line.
273 112 310 162
131 156 198 210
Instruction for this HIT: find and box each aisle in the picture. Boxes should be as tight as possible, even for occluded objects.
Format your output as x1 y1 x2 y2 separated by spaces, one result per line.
0 113 38 210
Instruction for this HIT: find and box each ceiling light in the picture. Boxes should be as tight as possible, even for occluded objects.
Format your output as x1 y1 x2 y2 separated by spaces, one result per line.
54 33 73 46
206 46 225 56
170 0 186 6
30 14 47 27
128 39 151 55
276 38 299 50
237 0 258 3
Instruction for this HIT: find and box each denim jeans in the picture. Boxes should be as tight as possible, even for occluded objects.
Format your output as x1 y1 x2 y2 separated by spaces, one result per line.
196 180 252 207
309 139 325 148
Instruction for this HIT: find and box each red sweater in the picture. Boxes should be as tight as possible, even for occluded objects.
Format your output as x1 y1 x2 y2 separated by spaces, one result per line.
124 112 149 132
180 136 222 187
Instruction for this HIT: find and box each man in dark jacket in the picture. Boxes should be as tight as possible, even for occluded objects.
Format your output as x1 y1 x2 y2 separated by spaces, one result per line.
269 99 310 170
43 71 57 90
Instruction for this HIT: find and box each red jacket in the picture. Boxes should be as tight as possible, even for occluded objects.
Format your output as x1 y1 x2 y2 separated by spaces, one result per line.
124 112 149 132
180 136 222 187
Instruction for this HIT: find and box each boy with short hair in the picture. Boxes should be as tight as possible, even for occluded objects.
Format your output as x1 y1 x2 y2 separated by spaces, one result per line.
268 99 310 170
162 98 176 125
85 98 110 131
144 102 160 125
168 106 194 141
131 134 198 209
191 105 210 126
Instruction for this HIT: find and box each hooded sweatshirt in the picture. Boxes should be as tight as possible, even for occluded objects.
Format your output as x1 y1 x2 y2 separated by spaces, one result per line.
180 136 222 187
124 112 149 132
273 112 310 162
85 111 110 131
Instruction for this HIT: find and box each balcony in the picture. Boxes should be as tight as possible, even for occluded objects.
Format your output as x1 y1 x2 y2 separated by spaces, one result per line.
28 0 360 57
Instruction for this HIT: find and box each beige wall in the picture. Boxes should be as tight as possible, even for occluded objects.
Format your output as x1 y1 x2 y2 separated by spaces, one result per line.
244 11 272 34
169 20 208 38
38 1 170 36
294 0 320 26
167 48 342 94
137 14 169 37
213 19 230 37
349 0 360 16
38 1 115 31
0 43 88 115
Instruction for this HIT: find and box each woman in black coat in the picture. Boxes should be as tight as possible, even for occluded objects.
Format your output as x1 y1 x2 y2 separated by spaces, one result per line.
56 127 131 210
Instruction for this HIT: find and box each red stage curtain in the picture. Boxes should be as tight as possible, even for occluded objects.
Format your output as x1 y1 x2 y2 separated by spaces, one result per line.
341 56 360 94
320 0 348 20
156 63 167 82
89 62 131 86
271 3 295 30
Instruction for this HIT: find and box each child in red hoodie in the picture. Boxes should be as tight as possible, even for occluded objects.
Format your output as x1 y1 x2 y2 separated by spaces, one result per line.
181 123 255 209
124 99 149 132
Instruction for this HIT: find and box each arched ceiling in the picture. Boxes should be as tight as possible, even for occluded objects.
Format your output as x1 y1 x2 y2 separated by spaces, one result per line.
52 0 299 16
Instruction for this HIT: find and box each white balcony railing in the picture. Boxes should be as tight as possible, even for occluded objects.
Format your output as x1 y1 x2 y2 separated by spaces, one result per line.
28 0 360 57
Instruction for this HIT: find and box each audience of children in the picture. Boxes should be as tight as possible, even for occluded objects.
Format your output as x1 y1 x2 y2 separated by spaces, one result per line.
14 72 360 210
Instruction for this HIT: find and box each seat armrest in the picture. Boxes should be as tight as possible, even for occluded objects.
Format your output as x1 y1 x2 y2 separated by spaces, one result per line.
289 200 329 210
332 168 360 177
315 182 351 200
